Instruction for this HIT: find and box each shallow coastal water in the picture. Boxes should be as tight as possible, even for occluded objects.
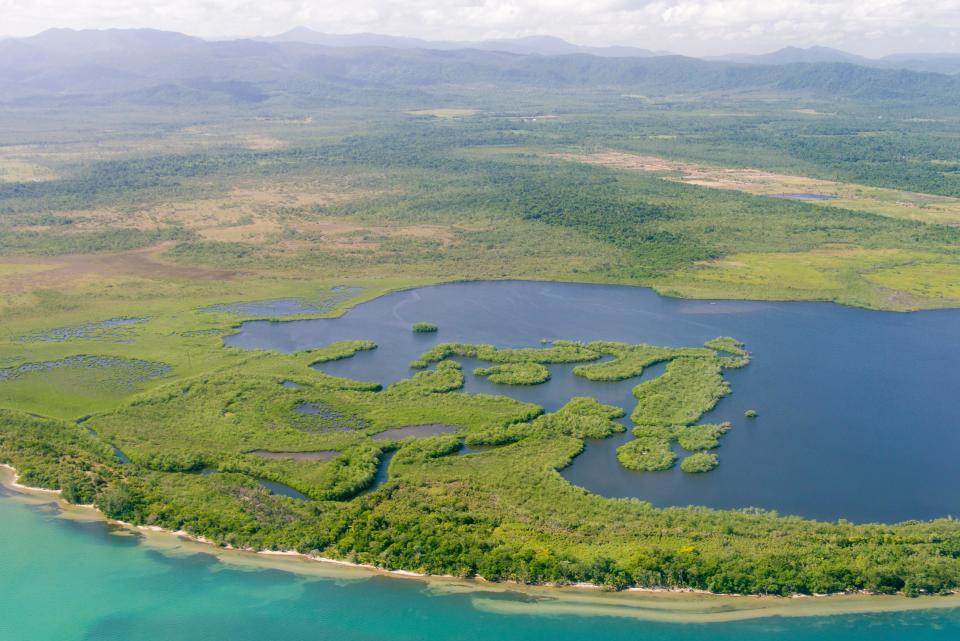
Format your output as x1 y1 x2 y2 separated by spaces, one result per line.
226 280 960 523
2 487 959 641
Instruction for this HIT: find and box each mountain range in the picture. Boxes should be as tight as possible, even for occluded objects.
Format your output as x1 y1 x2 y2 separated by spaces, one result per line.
710 45 960 75
1 28 958 107
260 27 667 58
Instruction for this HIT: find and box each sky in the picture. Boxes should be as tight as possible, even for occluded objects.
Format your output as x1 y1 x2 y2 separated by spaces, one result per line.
3 0 960 56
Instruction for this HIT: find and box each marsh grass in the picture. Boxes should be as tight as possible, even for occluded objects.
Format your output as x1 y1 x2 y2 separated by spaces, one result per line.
680 452 719 473
474 362 551 385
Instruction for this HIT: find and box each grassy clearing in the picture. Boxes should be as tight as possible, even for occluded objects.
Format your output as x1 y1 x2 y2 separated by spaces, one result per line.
0 158 56 182
0 276 421 418
0 356 171 419
563 152 960 226
408 109 479 119
659 248 960 310
0 263 57 279
865 263 960 301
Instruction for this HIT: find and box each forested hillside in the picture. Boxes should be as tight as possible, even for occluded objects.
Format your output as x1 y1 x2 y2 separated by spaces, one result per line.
2 29 959 106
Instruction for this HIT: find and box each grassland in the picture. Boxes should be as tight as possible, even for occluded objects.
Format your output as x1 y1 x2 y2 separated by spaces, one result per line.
658 248 960 310
564 152 960 226
865 263 960 301
2 98 960 310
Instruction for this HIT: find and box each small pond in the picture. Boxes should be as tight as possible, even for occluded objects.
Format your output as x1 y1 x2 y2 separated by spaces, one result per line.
772 193 838 200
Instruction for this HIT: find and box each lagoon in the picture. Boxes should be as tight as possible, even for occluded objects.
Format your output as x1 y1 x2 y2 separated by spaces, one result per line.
225 281 960 523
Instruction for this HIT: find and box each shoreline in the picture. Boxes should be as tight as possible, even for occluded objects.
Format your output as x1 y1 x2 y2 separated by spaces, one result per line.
3 463 960 623
237 277 945 328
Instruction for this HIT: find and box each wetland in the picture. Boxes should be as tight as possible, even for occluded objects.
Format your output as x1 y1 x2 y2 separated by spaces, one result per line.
227 280 960 523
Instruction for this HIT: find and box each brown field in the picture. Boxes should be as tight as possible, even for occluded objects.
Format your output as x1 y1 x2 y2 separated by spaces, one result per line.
0 243 238 294
0 158 56 182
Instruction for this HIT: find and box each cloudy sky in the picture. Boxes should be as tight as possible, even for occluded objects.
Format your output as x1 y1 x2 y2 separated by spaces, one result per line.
3 0 960 56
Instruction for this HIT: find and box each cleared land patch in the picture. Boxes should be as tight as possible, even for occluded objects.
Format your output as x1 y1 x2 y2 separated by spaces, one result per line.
408 109 479 119
562 152 960 225
0 356 171 417
0 244 239 296
865 263 960 301
0 158 56 182
660 248 960 310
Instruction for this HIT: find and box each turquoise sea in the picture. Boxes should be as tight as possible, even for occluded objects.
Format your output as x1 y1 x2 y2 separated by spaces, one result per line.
3 489 959 641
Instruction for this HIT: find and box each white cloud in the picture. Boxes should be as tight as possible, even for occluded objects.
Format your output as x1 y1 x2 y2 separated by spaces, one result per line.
2 0 959 55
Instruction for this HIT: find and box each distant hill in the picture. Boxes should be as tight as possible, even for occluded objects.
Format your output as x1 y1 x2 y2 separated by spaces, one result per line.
22 27 201 52
2 28 958 106
711 46 869 66
260 28 443 50
713 45 960 75
261 28 665 57
878 53 960 75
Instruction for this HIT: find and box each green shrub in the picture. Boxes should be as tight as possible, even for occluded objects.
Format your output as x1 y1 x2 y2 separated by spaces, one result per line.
631 356 730 427
681 452 719 473
676 423 731 451
474 362 550 385
616 437 677 471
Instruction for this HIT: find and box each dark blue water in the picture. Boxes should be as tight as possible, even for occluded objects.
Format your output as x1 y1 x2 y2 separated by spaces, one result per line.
368 450 397 492
257 479 309 500
224 281 960 523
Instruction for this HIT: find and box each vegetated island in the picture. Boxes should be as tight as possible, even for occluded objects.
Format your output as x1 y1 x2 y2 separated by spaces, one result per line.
412 322 438 333
474 362 551 385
